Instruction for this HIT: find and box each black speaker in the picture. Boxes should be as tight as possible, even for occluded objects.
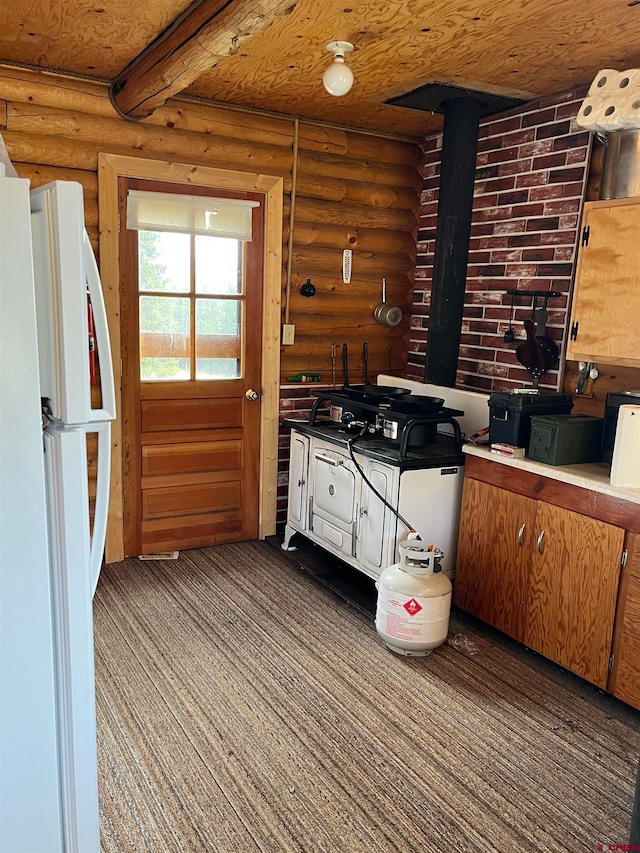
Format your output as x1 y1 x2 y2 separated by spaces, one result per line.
602 390 640 463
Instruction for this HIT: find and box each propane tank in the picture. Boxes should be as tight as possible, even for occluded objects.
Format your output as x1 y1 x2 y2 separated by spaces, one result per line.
375 540 452 656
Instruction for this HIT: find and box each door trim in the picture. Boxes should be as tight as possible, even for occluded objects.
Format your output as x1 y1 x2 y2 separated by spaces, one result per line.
98 153 283 562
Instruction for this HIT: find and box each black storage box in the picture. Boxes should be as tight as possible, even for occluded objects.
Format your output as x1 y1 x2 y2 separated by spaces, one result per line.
527 414 604 465
488 392 574 448
602 390 640 463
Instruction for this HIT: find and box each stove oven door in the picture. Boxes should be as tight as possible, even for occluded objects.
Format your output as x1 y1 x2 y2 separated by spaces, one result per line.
309 439 357 560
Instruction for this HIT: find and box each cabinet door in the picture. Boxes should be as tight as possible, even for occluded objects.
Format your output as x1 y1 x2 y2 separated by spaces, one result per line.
608 533 640 709
567 200 640 366
358 459 397 577
287 431 309 530
454 479 536 643
526 502 624 688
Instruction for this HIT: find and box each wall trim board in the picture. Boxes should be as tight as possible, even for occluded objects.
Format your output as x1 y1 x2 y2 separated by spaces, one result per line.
97 153 283 562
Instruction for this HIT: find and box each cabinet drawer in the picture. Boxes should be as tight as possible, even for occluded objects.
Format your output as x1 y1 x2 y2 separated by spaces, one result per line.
613 633 640 710
621 574 640 639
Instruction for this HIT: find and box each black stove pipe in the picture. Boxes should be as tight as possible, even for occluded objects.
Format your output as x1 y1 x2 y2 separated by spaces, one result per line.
424 97 482 387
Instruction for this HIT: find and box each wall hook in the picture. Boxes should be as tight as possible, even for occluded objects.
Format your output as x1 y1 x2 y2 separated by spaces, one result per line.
300 278 316 297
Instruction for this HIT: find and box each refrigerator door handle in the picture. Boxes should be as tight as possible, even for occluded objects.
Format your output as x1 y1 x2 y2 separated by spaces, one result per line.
84 231 116 422
89 421 111 597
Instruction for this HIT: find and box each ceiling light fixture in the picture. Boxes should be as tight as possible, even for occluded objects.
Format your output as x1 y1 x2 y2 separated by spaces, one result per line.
323 41 354 97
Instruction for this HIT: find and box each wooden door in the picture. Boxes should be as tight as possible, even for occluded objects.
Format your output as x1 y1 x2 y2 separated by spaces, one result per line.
525 502 624 688
120 179 264 556
567 199 640 367
454 479 536 643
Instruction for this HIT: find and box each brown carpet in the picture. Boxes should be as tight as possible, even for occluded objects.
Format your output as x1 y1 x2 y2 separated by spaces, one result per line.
94 541 640 852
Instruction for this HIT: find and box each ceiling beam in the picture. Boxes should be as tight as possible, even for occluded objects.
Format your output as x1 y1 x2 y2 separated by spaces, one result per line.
110 0 300 121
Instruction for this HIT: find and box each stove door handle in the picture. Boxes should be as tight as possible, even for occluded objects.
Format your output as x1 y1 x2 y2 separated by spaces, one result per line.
315 452 340 467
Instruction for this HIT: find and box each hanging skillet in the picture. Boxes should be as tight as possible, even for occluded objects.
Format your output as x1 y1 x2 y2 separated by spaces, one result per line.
342 343 406 400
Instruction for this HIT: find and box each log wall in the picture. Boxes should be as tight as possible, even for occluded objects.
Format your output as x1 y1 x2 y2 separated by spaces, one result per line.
0 66 422 531
0 67 421 388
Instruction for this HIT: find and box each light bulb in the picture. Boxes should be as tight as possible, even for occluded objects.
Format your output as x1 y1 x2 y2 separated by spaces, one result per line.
323 41 354 97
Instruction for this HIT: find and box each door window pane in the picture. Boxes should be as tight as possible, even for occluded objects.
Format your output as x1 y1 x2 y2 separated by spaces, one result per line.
139 231 190 293
196 299 241 379
140 296 190 381
195 235 242 294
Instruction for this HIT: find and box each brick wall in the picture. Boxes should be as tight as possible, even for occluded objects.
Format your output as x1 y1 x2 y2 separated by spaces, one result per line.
410 86 591 392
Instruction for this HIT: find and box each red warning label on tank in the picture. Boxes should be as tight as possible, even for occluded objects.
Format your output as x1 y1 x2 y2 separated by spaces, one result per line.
403 598 423 617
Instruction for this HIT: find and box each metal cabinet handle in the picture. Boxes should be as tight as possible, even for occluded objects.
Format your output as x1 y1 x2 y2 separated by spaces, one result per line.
517 523 526 548
536 530 545 555
315 453 339 466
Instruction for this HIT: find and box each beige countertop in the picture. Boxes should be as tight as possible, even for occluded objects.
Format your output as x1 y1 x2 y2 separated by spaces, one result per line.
462 444 640 505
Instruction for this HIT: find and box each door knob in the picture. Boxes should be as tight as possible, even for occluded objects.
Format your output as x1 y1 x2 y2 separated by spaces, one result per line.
245 388 259 401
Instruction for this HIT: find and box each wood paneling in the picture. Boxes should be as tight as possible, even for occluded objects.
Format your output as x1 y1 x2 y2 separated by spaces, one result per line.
141 440 242 478
140 398 243 432
1 0 639 137
4 68 421 391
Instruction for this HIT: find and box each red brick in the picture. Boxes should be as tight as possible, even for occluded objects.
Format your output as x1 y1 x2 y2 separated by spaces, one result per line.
543 198 581 215
510 201 546 218
497 189 530 206
548 167 585 184
519 140 554 157
558 214 579 229
554 246 575 261
498 129 536 147
515 172 550 188
539 230 576 245
522 247 556 261
475 175 517 193
475 192 500 209
480 115 523 138
522 106 557 127
470 221 498 237
494 219 527 234
566 147 589 165
487 145 520 164
507 232 542 247
552 131 590 151
532 152 567 170
529 184 565 201
490 248 523 263
500 159 534 176
536 120 571 139
478 235 509 250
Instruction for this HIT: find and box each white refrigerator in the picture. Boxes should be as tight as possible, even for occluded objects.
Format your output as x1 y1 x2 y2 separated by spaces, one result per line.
0 171 115 852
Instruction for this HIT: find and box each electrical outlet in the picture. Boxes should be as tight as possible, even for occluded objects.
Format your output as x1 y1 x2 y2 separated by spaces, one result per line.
282 324 295 345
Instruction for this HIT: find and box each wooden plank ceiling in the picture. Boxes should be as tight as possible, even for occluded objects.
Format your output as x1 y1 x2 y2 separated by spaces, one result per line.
1 0 639 136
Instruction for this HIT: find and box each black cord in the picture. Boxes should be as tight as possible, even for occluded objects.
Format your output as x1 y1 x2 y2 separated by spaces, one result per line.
346 429 418 536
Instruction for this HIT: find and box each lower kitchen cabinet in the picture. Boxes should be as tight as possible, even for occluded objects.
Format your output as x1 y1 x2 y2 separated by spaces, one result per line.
454 478 534 644
454 460 627 691
608 533 640 708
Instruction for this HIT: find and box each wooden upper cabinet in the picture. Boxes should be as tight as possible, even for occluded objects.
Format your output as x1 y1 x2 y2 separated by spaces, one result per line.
567 198 640 367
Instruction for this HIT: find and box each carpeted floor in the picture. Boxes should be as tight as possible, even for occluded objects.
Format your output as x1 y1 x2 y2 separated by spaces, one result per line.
94 541 640 852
